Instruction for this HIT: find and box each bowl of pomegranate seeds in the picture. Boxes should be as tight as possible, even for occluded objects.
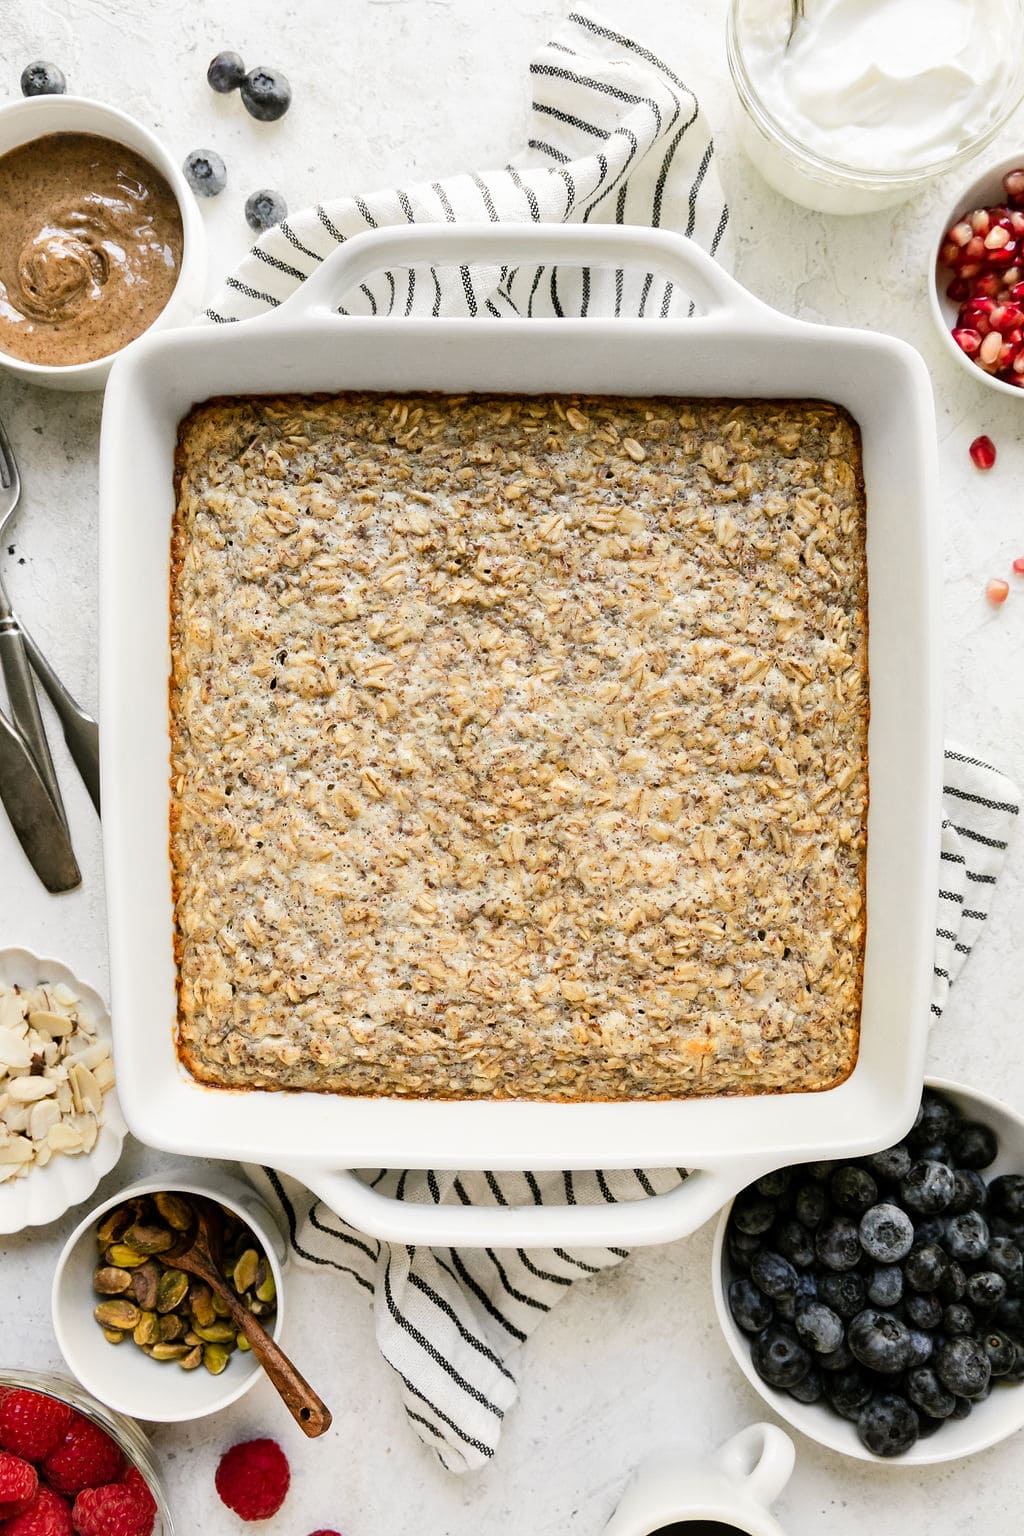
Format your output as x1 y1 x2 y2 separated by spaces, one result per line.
933 155 1024 395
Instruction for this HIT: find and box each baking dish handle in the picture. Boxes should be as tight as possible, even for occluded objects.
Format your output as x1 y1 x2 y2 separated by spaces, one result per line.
277 222 773 326
276 1159 773 1248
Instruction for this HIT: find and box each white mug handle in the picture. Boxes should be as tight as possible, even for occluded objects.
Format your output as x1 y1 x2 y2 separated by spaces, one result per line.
714 1423 796 1509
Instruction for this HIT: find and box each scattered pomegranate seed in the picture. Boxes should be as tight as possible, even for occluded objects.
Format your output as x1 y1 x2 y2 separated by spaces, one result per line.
969 434 997 470
979 331 1003 367
952 327 982 356
1013 557 1024 575
951 219 974 245
971 208 991 235
986 578 1010 604
1003 168 1024 201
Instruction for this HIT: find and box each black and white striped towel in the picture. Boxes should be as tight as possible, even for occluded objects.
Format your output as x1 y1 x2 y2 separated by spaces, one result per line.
205 4 730 325
220 4 1022 1478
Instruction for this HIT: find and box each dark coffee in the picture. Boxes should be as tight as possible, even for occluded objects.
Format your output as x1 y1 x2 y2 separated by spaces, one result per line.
651 1525 748 1535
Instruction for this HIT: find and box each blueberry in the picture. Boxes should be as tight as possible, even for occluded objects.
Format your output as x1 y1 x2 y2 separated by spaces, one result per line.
901 1160 955 1215
848 1308 914 1374
731 1192 777 1236
949 1395 974 1420
935 1336 992 1398
788 1364 824 1404
183 149 227 198
857 1392 919 1457
916 1414 945 1438
20 60 66 96
751 1326 812 1389
907 1328 934 1367
949 1168 987 1216
240 65 292 122
867 1143 912 1183
966 1270 1006 1312
830 1165 878 1215
245 189 288 233
728 1277 774 1334
906 1365 956 1420
945 1210 990 1264
795 1301 844 1355
751 1250 798 1301
727 1230 761 1275
951 1120 998 1170
774 1220 815 1269
859 1203 914 1263
911 1090 958 1148
868 1264 904 1309
818 1270 866 1319
815 1216 861 1272
904 1291 943 1330
993 1295 1024 1343
942 1303 976 1337
1004 1350 1024 1383
824 1367 874 1421
988 1174 1024 1221
207 50 246 93
904 1243 949 1293
937 1260 967 1305
805 1161 835 1179
912 1217 947 1247
818 1340 855 1372
756 1169 792 1199
981 1329 1018 1377
987 1235 1024 1291
794 1180 828 1229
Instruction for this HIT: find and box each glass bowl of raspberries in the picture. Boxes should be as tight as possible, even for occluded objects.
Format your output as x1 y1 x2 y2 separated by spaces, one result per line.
712 1079 1024 1463
932 154 1024 395
0 1369 171 1533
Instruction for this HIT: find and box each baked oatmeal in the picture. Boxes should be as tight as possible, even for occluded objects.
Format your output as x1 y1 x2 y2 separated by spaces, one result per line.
170 393 868 1099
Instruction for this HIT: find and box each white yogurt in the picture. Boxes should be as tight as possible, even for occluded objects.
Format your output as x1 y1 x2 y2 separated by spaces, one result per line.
742 0 1017 172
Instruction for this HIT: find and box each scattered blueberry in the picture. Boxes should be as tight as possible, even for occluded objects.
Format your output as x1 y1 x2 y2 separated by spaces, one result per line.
860 1203 914 1263
982 1330 1018 1377
848 1309 914 1375
756 1169 792 1199
906 1366 956 1420
818 1271 866 1319
751 1326 812 1389
775 1219 815 1269
966 1270 1006 1312
937 1260 967 1305
905 1243 949 1293
858 1393 919 1456
987 1235 1024 1290
817 1339 855 1372
946 1211 990 1264
788 1364 824 1404
750 1250 798 1301
901 1160 955 1215
183 148 227 198
245 189 288 232
208 50 246 93
911 1091 957 1149
907 1328 934 1367
995 1295 1024 1342
732 1192 776 1236
989 1175 1024 1221
20 60 66 96
824 1367 873 1421
952 1120 999 1170
728 1277 774 1334
867 1143 912 1183
868 1264 904 1309
815 1217 861 1272
794 1180 827 1229
795 1302 844 1355
949 1395 974 1420
240 65 292 122
905 1292 943 1331
913 1216 948 1248
935 1336 992 1398
831 1165 878 1215
949 1168 988 1215
943 1303 977 1337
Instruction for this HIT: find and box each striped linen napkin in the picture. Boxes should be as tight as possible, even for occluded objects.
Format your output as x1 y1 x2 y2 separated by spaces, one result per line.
224 6 1022 1477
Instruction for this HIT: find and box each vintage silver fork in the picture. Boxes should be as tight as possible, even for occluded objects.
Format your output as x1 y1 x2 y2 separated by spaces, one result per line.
0 416 101 817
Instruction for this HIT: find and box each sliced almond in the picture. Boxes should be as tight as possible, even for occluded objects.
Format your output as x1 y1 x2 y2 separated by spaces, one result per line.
0 1137 34 1164
34 1144 51 1168
0 1027 32 1070
29 1099 61 1142
1 1104 29 1133
93 1058 115 1092
51 984 80 1008
69 1063 102 1116
76 1114 98 1153
28 1010 74 1038
0 994 26 1033
8 1076 57 1103
65 1041 109 1072
47 1122 83 1153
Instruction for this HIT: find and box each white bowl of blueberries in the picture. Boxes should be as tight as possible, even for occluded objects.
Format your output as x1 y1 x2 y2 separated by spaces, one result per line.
712 1078 1024 1464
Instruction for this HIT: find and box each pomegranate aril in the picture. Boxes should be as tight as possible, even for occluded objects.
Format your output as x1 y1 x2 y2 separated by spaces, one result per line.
950 219 975 246
972 272 1003 299
985 225 1011 250
940 240 962 268
987 243 1018 268
965 235 987 262
987 578 1010 605
971 208 992 235
1003 168 1024 200
980 331 1003 366
959 261 983 278
1013 557 1024 575
947 277 970 301
970 435 997 470
952 327 982 356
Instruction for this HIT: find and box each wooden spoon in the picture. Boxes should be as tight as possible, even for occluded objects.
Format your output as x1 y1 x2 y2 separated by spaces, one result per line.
157 1195 332 1438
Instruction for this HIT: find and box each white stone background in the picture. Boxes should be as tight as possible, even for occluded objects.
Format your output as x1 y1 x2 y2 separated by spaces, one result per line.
1 0 1023 1531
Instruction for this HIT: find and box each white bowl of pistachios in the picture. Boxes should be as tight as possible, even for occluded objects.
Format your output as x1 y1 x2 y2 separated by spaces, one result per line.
0 948 126 1233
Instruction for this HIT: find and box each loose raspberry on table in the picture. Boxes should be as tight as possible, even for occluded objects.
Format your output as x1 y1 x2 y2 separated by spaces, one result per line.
41 1416 124 1497
214 1438 290 1521
0 1448 38 1518
0 1391 73 1463
307 1529 345 1535
72 1482 155 1536
1 1483 74 1536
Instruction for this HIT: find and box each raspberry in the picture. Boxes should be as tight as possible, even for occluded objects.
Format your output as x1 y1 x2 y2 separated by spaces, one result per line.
118 1469 157 1523
308 1530 345 1535
0 1392 73 1463
41 1416 124 1498
214 1438 290 1521
72 1483 155 1536
2 1484 74 1536
0 1449 38 1518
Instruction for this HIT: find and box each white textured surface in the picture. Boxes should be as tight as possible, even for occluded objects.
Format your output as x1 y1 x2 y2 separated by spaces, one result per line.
0 2 1023 1533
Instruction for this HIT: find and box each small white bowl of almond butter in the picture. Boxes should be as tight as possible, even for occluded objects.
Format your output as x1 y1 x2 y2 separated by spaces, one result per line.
0 948 126 1233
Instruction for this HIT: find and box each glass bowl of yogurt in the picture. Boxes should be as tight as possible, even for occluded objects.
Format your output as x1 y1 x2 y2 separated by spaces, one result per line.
728 0 1024 214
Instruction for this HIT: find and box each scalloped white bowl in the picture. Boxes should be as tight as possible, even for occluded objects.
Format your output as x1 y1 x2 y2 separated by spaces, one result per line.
0 948 127 1233
712 1077 1024 1466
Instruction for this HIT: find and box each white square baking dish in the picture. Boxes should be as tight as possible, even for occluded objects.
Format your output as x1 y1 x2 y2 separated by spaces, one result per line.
99 224 942 1246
